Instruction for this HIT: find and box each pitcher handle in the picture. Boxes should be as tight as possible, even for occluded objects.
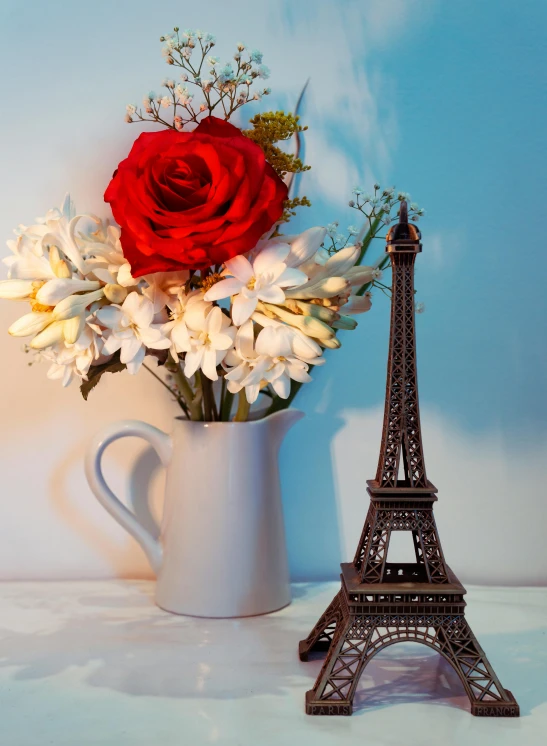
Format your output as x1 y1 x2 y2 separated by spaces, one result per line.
85 420 173 574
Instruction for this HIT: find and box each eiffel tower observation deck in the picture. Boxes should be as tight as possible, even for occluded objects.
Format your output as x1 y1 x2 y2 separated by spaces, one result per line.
298 202 519 717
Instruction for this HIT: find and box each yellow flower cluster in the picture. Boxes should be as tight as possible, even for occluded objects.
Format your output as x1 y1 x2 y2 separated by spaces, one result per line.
244 111 311 223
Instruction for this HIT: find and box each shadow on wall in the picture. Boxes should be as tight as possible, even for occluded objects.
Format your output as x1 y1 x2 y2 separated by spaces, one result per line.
49 439 163 579
281 407 346 582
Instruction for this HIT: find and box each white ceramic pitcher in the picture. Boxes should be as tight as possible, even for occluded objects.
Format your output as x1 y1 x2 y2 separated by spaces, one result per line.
85 409 303 618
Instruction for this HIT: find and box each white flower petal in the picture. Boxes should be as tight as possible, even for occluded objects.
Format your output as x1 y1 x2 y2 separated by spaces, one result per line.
95 305 124 329
256 326 291 358
285 227 327 267
203 277 243 302
291 332 323 360
170 321 191 351
343 294 372 314
126 345 146 374
275 267 308 288
271 372 291 399
184 348 204 379
210 332 234 351
120 335 142 364
206 306 223 336
235 320 256 360
256 285 285 304
117 263 138 287
286 360 312 383
202 349 219 381
184 302 209 332
232 294 257 326
325 245 360 275
102 334 122 355
253 243 290 275
245 383 261 404
123 292 154 328
224 255 254 283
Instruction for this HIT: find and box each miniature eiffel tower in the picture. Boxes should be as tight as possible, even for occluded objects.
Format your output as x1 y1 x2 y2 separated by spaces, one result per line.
299 202 519 717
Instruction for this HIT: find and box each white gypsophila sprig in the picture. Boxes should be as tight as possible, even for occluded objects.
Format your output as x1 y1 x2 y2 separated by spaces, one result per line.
125 29 272 130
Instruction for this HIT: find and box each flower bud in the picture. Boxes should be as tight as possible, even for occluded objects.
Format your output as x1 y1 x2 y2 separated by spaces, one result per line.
53 289 104 321
36 278 101 305
319 336 342 350
0 279 34 300
53 260 72 279
285 276 348 300
331 315 358 330
30 320 66 349
8 311 53 337
103 283 128 304
263 303 335 341
63 314 85 344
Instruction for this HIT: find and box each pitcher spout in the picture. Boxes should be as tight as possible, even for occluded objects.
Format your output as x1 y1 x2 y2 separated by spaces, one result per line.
266 408 304 449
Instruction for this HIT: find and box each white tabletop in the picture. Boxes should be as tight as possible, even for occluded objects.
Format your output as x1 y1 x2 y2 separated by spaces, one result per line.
0 580 545 746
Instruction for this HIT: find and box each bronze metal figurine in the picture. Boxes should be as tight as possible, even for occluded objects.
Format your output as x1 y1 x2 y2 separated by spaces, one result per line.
299 202 519 717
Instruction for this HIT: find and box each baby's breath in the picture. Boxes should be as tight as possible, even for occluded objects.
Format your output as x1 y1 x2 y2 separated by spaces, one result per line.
125 27 272 130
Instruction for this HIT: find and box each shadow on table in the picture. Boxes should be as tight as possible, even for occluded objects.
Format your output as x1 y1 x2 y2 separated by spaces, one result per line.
0 581 543 717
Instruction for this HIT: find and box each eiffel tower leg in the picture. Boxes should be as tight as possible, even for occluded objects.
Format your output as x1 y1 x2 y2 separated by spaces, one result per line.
438 616 520 716
298 590 344 662
359 509 392 583
305 612 371 715
414 510 449 583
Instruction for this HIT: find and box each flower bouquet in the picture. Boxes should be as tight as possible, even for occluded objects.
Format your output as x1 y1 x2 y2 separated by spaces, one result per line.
0 27 423 424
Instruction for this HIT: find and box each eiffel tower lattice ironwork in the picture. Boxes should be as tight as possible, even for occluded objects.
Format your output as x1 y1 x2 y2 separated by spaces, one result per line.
299 202 519 717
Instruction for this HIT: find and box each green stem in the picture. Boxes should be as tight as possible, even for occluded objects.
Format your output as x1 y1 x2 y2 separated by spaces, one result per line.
234 391 250 422
357 215 382 265
220 386 234 422
200 373 216 422
172 362 203 421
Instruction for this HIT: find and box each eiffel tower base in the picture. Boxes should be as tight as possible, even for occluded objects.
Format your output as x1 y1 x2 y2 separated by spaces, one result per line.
300 564 520 717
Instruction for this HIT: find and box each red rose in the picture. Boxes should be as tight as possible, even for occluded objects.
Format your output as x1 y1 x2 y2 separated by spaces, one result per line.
104 117 288 276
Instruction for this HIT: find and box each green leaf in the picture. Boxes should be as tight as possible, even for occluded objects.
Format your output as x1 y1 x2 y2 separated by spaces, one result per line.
80 354 126 401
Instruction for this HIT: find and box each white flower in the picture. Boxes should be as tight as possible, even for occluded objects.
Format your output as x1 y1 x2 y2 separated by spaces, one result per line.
251 311 327 360
142 270 189 313
223 320 264 403
204 243 307 325
178 305 235 381
241 325 320 400
225 317 325 403
42 325 102 387
96 292 171 374
162 289 211 363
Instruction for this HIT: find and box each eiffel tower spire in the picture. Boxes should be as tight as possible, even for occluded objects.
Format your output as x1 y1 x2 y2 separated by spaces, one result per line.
374 200 429 491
